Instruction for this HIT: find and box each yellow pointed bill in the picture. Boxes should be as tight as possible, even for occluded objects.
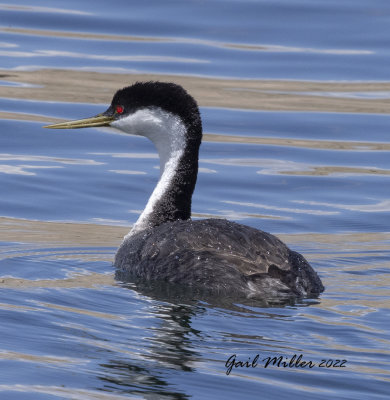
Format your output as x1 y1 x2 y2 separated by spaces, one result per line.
44 114 114 129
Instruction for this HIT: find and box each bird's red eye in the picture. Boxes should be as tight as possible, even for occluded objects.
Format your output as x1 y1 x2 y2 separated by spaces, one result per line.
116 105 124 114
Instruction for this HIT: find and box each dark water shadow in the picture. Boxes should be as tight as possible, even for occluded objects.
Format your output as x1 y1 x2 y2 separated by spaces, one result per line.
94 278 322 398
117 277 322 310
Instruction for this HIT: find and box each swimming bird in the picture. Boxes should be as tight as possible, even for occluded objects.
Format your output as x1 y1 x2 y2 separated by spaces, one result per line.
45 82 324 300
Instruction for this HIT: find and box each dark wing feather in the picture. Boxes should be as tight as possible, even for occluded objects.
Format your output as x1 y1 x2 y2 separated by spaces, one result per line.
115 219 324 299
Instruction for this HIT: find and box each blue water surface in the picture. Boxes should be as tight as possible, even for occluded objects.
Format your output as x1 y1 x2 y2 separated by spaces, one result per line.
0 1 389 399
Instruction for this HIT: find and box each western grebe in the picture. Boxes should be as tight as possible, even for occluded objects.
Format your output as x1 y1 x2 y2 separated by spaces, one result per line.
45 82 324 300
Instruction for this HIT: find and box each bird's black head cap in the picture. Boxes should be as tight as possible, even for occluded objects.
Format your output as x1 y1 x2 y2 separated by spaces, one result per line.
108 81 202 135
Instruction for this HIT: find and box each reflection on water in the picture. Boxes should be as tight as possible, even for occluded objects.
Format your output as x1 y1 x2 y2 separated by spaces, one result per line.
296 199 390 213
2 68 390 113
0 4 92 15
0 27 374 56
0 153 103 176
0 220 389 398
0 150 389 397
0 49 208 64
252 90 390 100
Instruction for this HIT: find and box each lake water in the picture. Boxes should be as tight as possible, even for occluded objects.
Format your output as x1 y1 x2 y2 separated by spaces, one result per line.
0 1 389 399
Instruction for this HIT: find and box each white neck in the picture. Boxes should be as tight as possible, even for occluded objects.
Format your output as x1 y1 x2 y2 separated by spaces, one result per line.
111 107 187 237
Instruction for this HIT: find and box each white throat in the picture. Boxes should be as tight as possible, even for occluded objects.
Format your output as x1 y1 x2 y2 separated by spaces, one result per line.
111 107 187 237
